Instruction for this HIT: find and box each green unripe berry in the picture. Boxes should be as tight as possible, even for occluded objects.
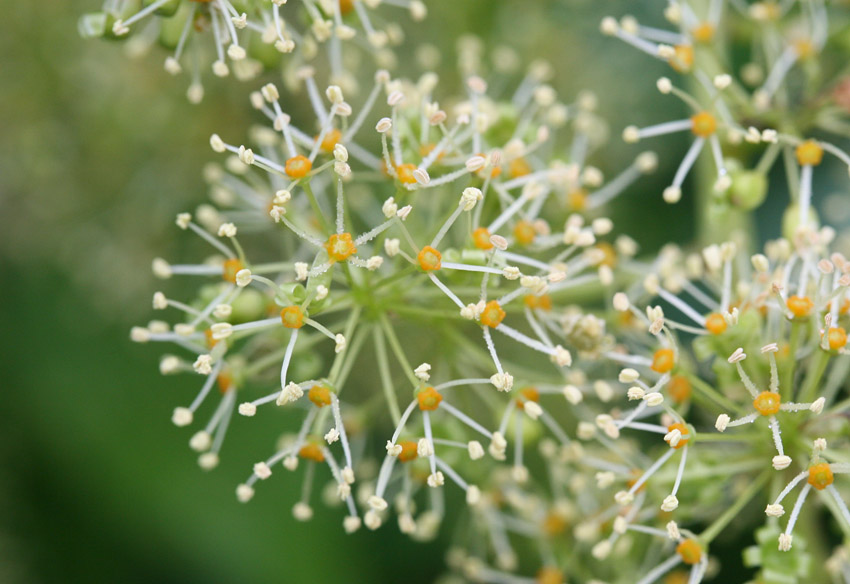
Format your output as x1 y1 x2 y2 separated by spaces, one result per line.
729 170 768 210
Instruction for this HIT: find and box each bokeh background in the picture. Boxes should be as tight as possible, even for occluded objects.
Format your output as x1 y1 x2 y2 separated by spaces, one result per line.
3 1 844 582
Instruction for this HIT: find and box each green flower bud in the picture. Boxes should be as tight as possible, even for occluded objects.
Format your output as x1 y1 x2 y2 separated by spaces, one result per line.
78 13 109 39
289 350 323 382
144 0 180 18
443 247 464 264
230 289 265 322
280 282 307 305
81 1 142 40
456 248 492 268
782 203 819 240
158 3 192 49
729 170 768 210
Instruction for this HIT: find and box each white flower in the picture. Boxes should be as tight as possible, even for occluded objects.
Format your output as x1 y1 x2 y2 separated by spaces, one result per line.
236 484 254 503
414 363 431 380
171 407 193 427
276 382 304 405
253 462 272 480
193 355 213 375
324 428 340 444
523 401 543 420
468 441 485 460
490 372 514 391
460 187 483 211
417 438 434 457
660 495 678 512
427 471 445 487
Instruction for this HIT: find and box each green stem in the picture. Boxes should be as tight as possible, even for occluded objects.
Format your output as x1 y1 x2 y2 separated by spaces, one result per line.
755 142 782 175
693 432 762 443
391 305 465 321
798 349 829 403
700 470 770 544
327 307 361 386
302 180 332 234
250 261 294 273
371 264 418 292
379 313 418 386
782 145 800 203
686 373 743 415
333 324 369 390
241 326 331 377
782 322 801 401
374 327 402 425
653 459 764 482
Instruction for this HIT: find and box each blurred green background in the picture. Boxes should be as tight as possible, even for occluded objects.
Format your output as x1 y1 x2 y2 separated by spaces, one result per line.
0 1 719 582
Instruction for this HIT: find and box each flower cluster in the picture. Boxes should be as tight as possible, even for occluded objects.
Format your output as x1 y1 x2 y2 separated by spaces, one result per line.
80 0 426 101
86 0 850 582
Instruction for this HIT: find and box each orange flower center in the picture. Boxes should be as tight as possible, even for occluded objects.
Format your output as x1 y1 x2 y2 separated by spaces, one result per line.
691 22 714 43
760 2 781 19
476 152 501 179
308 384 332 408
794 39 815 60
524 294 552 311
298 443 325 462
472 227 494 250
541 512 567 536
828 299 850 314
667 422 690 449
517 386 540 409
280 306 305 329
668 375 692 404
285 155 312 179
217 371 234 393
396 163 417 185
676 539 702 565
204 328 219 349
670 44 694 72
514 219 536 246
509 157 532 178
807 462 834 490
795 140 824 166
664 571 689 584
567 188 587 211
787 295 814 318
828 327 848 351
536 567 564 584
594 242 618 268
325 232 357 262
317 128 342 153
398 440 419 463
753 391 781 416
417 386 443 411
690 112 717 137
417 246 442 271
651 348 675 374
480 300 506 328
704 312 727 335
222 258 245 283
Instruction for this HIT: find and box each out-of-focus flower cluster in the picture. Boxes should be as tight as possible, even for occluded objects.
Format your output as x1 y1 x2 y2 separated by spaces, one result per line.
84 1 850 582
80 0 426 102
